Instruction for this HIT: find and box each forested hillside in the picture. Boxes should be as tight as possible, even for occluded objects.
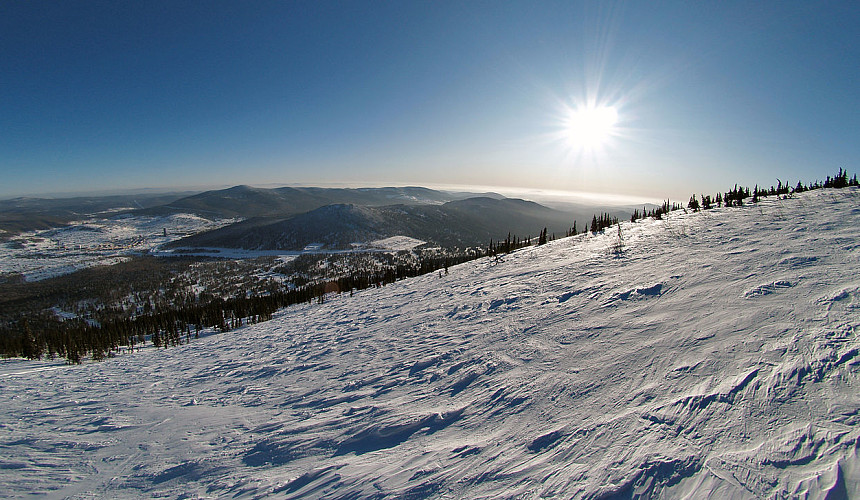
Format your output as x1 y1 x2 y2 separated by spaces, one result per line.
168 197 578 250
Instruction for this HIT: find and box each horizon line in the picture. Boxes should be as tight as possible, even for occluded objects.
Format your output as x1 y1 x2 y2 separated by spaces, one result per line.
1 182 663 207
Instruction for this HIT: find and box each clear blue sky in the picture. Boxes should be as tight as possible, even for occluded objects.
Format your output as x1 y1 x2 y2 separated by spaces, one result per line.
2 1 858 201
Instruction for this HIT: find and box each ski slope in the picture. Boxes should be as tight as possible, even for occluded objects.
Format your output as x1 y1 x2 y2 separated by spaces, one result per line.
1 188 859 498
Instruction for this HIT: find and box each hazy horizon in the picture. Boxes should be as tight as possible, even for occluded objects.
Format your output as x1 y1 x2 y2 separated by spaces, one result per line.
0 181 660 208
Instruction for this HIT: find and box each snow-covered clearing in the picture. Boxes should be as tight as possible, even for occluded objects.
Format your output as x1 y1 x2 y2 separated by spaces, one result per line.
0 213 236 281
156 236 426 259
1 188 859 498
353 236 427 251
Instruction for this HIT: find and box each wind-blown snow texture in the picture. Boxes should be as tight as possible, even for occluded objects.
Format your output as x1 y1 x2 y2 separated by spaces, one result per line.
2 188 859 498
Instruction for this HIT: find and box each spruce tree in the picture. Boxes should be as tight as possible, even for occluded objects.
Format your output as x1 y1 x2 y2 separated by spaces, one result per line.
688 195 700 211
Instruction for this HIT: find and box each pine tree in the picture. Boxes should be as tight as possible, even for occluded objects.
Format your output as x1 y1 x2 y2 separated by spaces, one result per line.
688 195 700 211
20 320 42 360
834 167 849 188
612 223 624 255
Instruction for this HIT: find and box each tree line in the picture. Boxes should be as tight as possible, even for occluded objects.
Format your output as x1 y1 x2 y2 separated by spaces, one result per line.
0 252 489 363
685 168 857 213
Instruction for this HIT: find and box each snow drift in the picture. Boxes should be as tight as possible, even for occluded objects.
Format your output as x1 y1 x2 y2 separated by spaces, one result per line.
1 188 859 498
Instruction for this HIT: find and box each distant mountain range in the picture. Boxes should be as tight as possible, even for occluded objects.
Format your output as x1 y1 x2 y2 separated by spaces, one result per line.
139 185 506 219
0 192 193 237
166 196 579 250
3 185 639 250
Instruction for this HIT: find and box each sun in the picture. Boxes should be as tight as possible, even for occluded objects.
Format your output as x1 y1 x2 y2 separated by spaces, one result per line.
565 104 618 151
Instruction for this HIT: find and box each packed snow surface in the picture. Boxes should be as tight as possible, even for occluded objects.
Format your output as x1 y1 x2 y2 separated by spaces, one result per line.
2 189 859 498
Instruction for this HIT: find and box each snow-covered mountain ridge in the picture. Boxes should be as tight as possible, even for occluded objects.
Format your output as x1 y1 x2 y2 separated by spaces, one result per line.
1 188 858 498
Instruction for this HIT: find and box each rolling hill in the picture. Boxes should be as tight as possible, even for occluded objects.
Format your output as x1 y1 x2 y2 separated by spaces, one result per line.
140 185 505 219
0 191 194 238
167 196 579 250
2 188 857 498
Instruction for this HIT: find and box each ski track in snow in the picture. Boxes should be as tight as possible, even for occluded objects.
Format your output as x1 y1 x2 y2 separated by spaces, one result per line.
1 188 859 498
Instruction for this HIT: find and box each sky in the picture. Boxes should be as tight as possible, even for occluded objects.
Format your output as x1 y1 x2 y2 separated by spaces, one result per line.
1 1 858 202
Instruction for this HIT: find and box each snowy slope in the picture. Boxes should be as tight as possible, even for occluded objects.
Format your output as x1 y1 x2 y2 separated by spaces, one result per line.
1 188 859 498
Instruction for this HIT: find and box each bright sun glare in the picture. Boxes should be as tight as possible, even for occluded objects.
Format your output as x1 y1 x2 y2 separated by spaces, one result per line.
565 105 618 151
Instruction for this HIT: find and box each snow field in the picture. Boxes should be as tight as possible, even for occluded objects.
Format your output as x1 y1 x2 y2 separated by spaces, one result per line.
0 214 236 281
0 188 858 498
351 235 427 251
